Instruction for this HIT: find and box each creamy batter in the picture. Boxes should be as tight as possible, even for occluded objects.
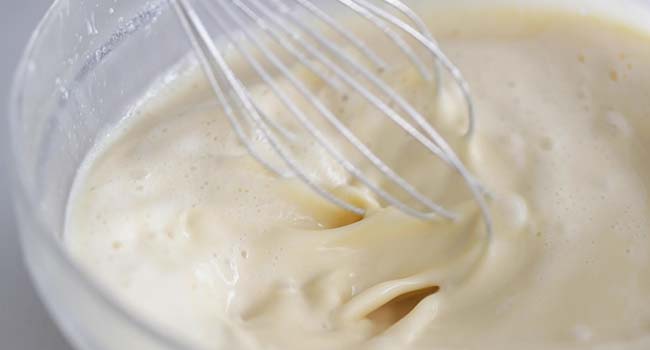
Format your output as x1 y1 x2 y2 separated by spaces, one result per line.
66 3 650 350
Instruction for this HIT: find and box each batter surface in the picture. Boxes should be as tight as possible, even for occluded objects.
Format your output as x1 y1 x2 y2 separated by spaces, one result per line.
66 3 650 350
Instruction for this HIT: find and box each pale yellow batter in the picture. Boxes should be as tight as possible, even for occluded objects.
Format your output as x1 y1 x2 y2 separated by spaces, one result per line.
65 3 650 350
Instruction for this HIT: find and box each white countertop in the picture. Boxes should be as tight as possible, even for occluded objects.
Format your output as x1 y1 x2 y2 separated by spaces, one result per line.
0 1 74 349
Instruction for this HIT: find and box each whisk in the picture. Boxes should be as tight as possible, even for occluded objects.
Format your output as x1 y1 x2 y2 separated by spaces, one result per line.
170 0 492 238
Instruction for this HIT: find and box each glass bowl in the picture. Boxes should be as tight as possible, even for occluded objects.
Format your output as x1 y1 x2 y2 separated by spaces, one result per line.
8 0 650 349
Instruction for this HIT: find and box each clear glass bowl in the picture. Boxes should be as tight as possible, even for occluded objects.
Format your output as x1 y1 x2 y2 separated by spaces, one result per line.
8 0 650 349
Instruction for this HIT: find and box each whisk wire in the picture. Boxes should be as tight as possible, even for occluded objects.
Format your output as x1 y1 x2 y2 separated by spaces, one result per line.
213 0 458 219
172 0 492 239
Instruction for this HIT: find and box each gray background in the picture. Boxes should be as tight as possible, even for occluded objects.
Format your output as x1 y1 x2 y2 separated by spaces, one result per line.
1 1 74 349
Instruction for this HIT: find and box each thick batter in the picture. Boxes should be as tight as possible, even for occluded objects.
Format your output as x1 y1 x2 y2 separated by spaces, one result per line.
65 3 650 350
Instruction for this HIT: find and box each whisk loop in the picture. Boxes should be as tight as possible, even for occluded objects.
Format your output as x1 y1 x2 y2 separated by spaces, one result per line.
171 0 493 240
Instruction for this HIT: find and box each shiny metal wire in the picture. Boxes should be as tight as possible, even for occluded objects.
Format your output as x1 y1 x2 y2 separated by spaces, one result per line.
171 0 493 239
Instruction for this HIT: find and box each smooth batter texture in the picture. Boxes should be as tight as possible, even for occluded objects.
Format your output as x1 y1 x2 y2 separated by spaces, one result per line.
66 3 650 350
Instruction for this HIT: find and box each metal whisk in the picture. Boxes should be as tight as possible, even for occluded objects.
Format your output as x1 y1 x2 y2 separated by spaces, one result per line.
171 0 492 238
